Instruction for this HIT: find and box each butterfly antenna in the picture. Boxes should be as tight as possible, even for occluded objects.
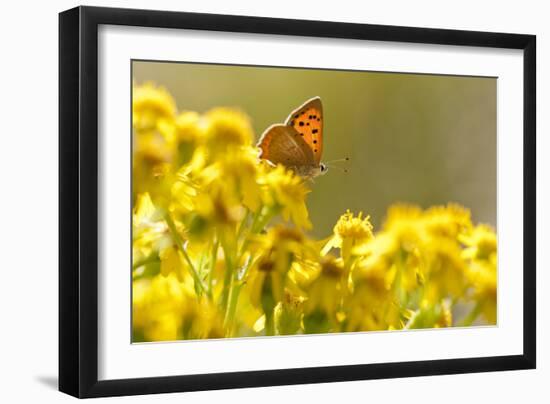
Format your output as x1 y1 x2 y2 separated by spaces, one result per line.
325 164 349 174
324 157 350 164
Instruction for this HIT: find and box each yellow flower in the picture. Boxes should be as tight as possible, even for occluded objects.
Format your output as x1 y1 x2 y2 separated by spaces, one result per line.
468 258 497 323
274 291 305 335
379 203 474 304
132 127 176 206
247 226 313 312
133 130 176 165
177 145 261 242
132 193 170 264
323 210 373 262
159 245 186 282
355 232 421 296
461 224 497 323
134 192 157 226
259 226 313 267
169 165 198 216
132 84 178 202
175 111 204 165
200 146 262 212
132 273 191 342
422 237 468 304
133 273 225 342
132 84 179 202
345 255 400 331
302 256 346 333
424 203 472 239
382 204 424 253
175 111 203 143
245 257 284 335
132 82 176 132
194 189 245 228
203 107 254 157
460 224 497 261
405 300 452 329
260 165 312 229
184 296 226 340
243 226 316 334
334 210 374 241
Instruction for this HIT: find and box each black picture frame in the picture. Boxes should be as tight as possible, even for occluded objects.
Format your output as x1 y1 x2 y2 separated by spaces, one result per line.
59 5 536 398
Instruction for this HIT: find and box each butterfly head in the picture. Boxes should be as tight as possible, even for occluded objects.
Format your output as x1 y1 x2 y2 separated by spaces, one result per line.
302 162 328 179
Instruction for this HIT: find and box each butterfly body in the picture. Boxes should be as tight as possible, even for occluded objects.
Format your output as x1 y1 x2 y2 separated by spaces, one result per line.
257 97 327 179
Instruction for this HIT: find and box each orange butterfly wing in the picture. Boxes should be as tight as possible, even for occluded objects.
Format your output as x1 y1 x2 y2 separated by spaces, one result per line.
284 97 323 165
257 124 315 167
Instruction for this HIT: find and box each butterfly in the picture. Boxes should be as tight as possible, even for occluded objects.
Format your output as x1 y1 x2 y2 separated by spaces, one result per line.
257 97 328 179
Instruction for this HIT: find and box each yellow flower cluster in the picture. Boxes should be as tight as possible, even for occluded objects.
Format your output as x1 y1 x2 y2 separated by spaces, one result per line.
132 83 497 341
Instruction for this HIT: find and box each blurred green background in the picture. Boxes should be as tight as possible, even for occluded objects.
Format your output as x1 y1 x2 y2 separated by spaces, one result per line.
133 61 496 238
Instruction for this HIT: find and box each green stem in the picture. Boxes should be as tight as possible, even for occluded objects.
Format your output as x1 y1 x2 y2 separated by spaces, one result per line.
224 256 256 336
265 310 275 336
236 210 251 246
237 207 275 262
219 232 235 312
197 246 213 299
132 254 159 271
249 208 263 234
252 206 276 234
164 213 206 295
224 283 242 336
460 302 482 327
208 238 219 295
224 207 275 334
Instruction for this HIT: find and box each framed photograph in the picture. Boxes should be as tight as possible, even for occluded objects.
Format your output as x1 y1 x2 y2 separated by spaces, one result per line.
59 6 536 398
